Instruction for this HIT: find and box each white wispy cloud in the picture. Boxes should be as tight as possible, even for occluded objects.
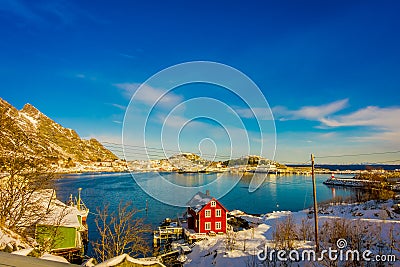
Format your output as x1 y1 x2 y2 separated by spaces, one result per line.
274 99 400 146
110 103 126 111
320 106 400 143
114 83 182 108
157 114 207 129
271 99 400 133
236 99 348 122
236 107 275 120
273 99 349 121
119 53 135 59
351 131 400 143
319 106 400 129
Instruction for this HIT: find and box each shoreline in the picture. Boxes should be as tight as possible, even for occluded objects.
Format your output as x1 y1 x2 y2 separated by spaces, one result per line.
52 168 400 176
324 177 400 192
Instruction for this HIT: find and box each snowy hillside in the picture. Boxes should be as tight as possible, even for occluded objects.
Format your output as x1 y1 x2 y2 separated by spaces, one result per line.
0 97 117 162
185 200 400 266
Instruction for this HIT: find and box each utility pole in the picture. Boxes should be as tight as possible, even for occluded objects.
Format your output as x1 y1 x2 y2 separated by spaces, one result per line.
77 187 82 211
311 154 319 252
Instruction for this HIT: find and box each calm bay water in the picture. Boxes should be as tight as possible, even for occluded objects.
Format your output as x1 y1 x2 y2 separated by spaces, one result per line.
54 172 355 255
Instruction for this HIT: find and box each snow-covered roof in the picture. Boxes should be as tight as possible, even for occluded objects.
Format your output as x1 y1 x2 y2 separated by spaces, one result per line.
11 248 34 256
96 254 166 267
40 253 69 263
186 192 214 212
38 199 82 228
24 189 82 228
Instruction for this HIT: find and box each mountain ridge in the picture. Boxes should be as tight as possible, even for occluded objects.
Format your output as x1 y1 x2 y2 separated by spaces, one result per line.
0 97 117 163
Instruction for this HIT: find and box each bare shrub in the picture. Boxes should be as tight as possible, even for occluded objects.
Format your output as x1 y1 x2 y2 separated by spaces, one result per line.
319 218 349 247
388 223 400 254
298 218 313 242
272 215 297 250
0 110 55 236
319 218 384 267
92 201 151 262
225 229 237 251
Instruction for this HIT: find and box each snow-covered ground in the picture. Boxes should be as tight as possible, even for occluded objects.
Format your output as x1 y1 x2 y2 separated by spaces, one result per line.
185 200 400 266
0 226 31 252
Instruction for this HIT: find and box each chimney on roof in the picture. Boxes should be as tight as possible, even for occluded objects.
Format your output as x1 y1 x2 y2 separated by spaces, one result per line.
206 190 210 196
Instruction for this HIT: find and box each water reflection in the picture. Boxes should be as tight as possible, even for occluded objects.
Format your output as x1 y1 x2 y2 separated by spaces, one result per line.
55 172 357 255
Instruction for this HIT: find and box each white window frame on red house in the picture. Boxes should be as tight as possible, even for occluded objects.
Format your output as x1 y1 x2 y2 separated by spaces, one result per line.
215 221 221 230
205 222 211 230
211 201 216 207
216 209 221 217
205 209 211 218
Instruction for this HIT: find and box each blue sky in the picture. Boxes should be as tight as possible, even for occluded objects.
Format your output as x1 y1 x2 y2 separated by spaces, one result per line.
1 0 400 163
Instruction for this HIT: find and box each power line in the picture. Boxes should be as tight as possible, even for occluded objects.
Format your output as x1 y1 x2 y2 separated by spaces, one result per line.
2 127 273 161
5 121 400 164
102 141 240 160
315 150 400 159
281 160 311 165
104 147 235 161
373 159 400 164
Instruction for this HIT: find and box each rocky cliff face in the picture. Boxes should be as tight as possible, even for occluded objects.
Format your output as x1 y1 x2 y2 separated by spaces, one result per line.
0 98 117 162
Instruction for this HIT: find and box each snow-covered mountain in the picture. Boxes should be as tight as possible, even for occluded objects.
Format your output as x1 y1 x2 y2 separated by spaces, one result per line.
0 98 117 162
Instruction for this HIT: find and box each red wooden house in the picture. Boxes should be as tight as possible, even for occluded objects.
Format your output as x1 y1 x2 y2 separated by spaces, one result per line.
186 191 228 234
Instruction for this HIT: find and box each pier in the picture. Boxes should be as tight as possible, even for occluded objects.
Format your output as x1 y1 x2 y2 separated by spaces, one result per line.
153 217 209 248
153 225 185 247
